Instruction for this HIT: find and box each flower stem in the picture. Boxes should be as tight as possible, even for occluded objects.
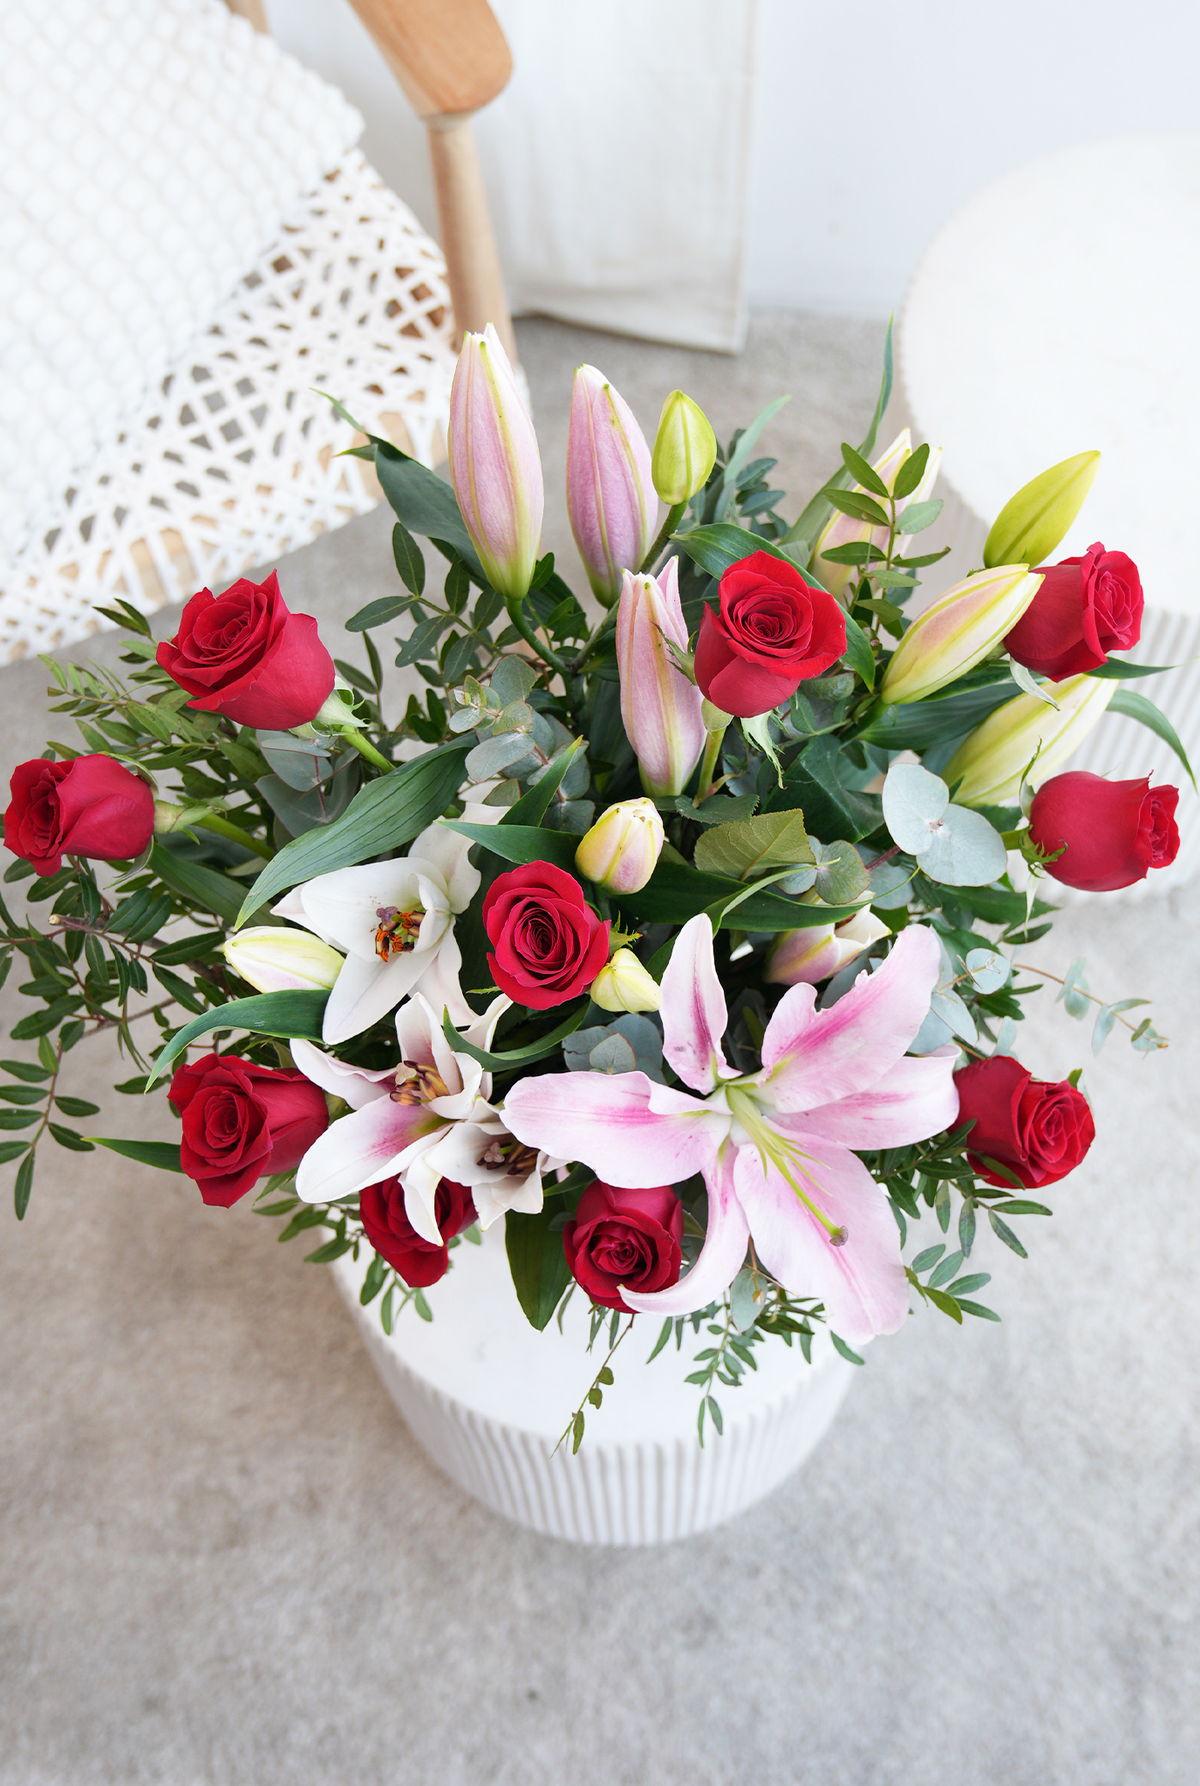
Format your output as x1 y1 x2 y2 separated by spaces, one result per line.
193 812 273 861
640 501 688 573
505 592 569 677
338 726 394 773
696 723 727 804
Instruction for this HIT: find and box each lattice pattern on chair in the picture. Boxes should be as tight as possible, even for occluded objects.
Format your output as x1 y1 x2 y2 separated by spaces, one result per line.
0 151 456 661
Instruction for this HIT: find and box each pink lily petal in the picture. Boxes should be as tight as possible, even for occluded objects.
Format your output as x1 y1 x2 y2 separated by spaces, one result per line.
295 1096 441 1204
759 924 941 1114
290 1039 394 1110
732 1133 908 1344
502 1069 728 1187
660 914 733 1094
785 1050 959 1150
619 1141 749 1316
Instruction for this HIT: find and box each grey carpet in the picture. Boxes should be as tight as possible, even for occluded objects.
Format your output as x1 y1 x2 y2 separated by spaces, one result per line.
1 314 1196 1786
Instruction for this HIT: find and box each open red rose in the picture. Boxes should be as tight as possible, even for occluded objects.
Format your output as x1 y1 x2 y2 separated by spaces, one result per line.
156 570 334 730
168 1052 330 1207
482 861 610 1010
1029 771 1179 892
563 1179 684 1311
954 1056 1094 1190
1004 542 1142 679
359 1175 477 1287
693 550 847 718
4 753 154 877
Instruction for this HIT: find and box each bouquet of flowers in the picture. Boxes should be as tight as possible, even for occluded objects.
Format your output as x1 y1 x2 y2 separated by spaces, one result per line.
2 323 1184 1447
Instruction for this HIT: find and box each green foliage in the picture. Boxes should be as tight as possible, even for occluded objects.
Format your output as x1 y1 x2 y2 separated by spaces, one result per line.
506 1204 573 1331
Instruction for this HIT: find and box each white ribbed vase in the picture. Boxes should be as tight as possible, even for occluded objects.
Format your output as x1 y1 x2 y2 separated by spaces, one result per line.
330 1222 855 1546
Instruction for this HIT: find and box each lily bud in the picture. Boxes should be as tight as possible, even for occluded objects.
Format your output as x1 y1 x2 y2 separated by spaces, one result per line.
943 673 1115 807
651 390 717 505
616 559 706 796
566 365 657 607
589 948 662 1014
223 927 344 995
814 430 942 599
575 797 664 894
983 451 1101 570
763 909 890 987
447 324 544 600
880 566 1043 706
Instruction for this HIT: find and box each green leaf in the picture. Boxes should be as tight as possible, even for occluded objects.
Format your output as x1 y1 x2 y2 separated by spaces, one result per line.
824 488 891 528
14 1149 34 1219
894 498 942 535
0 1140 30 1164
391 520 426 596
443 1004 587 1072
236 738 473 924
149 843 245 926
0 1085 47 1105
372 445 483 576
0 1059 50 1083
614 856 860 931
988 1208 1029 1257
1086 657 1180 680
693 811 814 881
0 1110 41 1129
856 675 1021 751
646 1318 674 1363
892 441 930 501
304 1236 353 1264
503 737 587 826
840 441 890 498
673 524 798 580
146 990 329 1087
925 1287 963 1323
86 1138 184 1173
830 1333 865 1365
54 1096 100 1117
344 594 416 633
1108 687 1196 788
767 734 882 842
440 820 578 870
716 397 792 518
505 1204 572 1330
957 1299 1002 1322
841 611 875 689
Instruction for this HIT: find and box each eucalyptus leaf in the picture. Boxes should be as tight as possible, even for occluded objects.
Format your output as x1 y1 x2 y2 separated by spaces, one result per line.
811 839 870 904
965 948 1010 994
491 656 540 705
465 731 536 780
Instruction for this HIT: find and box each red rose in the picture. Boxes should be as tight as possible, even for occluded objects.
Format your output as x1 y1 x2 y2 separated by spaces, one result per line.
168 1052 329 1207
1004 542 1142 679
156 570 334 730
693 550 847 718
1029 771 1180 892
4 753 154 878
954 1056 1095 1190
359 1174 476 1287
563 1179 684 1311
482 862 610 1010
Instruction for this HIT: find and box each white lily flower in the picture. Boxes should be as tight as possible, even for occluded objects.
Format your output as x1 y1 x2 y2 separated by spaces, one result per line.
274 812 494 1045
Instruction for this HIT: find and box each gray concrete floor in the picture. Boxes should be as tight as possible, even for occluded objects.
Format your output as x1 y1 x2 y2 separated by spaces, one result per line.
1 313 1197 1785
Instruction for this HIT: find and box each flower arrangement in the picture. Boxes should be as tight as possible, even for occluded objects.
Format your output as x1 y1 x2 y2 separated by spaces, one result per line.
2 323 1186 1448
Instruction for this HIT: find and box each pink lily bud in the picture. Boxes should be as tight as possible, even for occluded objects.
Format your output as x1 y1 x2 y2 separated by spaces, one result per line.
616 559 706 797
763 909 890 987
575 797 664 893
448 324 544 600
566 364 657 608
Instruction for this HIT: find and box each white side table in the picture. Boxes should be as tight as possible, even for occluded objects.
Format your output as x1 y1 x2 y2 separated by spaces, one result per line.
899 136 1200 896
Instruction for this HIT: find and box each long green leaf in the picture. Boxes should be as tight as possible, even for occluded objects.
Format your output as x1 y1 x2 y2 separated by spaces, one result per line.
715 396 791 519
373 446 483 575
1109 687 1196 788
235 738 472 924
439 821 578 869
443 1004 587 1071
614 858 861 931
146 990 329 1088
87 1138 184 1173
673 524 797 581
1087 657 1181 680
856 679 1021 751
784 316 894 555
841 611 875 689
149 843 245 925
505 1204 572 1331
503 737 586 826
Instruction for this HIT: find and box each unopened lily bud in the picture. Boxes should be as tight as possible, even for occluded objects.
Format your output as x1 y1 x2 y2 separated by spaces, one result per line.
616 559 706 795
764 909 890 987
943 673 1115 807
448 324 544 600
814 430 942 599
575 797 664 894
223 927 344 995
566 365 657 607
880 566 1043 706
589 948 662 1014
651 390 717 505
983 451 1101 571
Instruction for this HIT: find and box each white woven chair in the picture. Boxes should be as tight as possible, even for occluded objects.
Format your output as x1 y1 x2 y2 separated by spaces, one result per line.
0 0 513 662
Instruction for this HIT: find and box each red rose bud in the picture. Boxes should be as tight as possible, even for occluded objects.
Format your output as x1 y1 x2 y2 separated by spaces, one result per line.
953 1056 1095 1190
157 571 334 730
482 862 610 1010
359 1174 477 1288
563 1179 684 1311
1028 771 1180 892
693 550 847 718
4 753 154 877
168 1053 330 1207
1004 542 1143 679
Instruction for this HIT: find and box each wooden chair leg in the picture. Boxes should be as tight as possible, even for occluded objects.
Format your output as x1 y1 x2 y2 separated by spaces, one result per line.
426 119 517 357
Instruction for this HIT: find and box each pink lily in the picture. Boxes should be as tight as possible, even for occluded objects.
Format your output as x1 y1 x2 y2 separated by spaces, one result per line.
503 917 958 1343
616 558 706 796
566 364 657 607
